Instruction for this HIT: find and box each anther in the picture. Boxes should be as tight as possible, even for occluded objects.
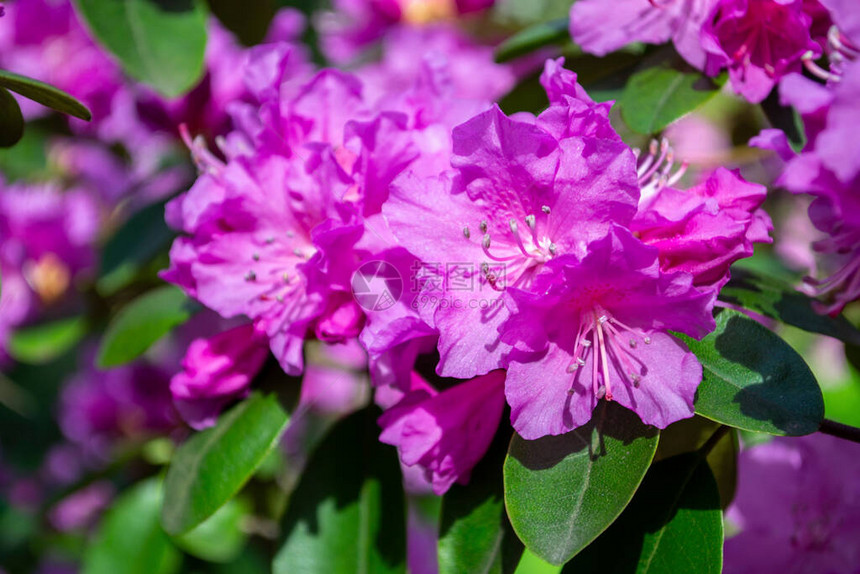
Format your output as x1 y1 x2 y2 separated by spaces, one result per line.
567 364 578 373
643 336 651 344
265 237 275 244
509 219 518 235
252 253 260 261
245 271 257 282
282 273 290 283
293 248 303 258
525 214 536 230
548 243 557 256
629 339 637 348
479 220 488 233
482 234 491 249
463 226 471 239
541 205 551 214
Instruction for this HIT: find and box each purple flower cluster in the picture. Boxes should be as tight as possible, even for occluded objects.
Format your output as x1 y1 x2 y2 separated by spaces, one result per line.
571 0 837 103
164 45 771 491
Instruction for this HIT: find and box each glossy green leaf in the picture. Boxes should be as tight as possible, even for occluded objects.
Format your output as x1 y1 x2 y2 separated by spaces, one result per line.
0 87 24 148
73 0 208 97
0 70 91 120
495 19 569 63
655 416 737 509
682 310 825 435
97 285 194 368
98 198 175 295
503 401 659 565
721 267 860 345
439 428 523 574
619 67 721 135
162 393 289 535
274 407 406 574
173 497 250 563
8 317 87 364
563 453 723 574
83 479 181 574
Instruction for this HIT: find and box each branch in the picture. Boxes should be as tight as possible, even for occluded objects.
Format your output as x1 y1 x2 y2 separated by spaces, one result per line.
819 418 860 444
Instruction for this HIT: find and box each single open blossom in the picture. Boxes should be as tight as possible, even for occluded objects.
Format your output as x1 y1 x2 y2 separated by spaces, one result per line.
702 0 821 103
499 226 714 439
378 370 505 494
384 59 639 379
570 0 718 69
633 167 773 293
724 434 860 573
170 323 270 429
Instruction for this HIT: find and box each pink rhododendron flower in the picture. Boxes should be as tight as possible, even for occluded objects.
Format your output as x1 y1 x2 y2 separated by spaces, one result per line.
724 434 860 573
378 370 505 494
633 167 773 293
384 59 639 379
570 0 718 69
170 323 270 429
702 0 821 103
500 226 714 439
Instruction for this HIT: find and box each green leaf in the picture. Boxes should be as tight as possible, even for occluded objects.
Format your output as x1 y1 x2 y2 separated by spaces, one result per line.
495 19 570 63
439 427 523 574
0 70 91 120
162 393 289 535
721 267 860 345
273 407 406 574
503 401 659 565
173 497 250 563
0 87 24 148
492 0 574 27
761 88 806 153
207 0 277 45
96 285 194 368
83 479 181 574
98 199 175 296
682 309 825 436
563 453 723 574
655 416 737 509
8 317 87 364
72 0 208 97
619 67 721 135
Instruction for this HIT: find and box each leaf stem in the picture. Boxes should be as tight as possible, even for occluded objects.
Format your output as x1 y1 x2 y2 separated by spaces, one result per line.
698 424 730 459
819 418 860 444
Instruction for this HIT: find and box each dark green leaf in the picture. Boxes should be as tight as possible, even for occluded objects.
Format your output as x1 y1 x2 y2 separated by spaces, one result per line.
722 267 860 345
439 425 523 574
273 407 406 574
495 19 570 63
97 285 194 368
8 317 87 364
98 199 175 296
0 70 91 120
83 479 181 574
682 309 825 436
173 497 250 563
0 87 23 148
73 0 208 97
761 88 806 153
655 416 737 509
504 401 659 565
162 393 289 535
563 453 723 574
619 67 721 135
207 0 276 45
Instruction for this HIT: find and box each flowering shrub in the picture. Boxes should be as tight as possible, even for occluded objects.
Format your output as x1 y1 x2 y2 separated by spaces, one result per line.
1 0 859 572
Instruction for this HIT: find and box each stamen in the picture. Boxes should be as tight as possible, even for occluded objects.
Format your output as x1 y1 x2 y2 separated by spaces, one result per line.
541 205 551 214
252 253 260 261
463 226 471 239
245 270 257 282
479 220 488 233
525 214 536 230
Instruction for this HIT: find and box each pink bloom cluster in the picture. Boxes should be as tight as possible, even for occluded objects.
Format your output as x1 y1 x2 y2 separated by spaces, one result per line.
164 45 771 492
570 0 835 103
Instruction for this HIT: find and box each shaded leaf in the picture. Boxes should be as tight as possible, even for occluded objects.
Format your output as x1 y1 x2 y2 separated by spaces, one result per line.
495 19 570 63
273 407 406 574
439 424 522 574
83 479 181 574
0 87 23 148
761 88 806 153
73 0 208 97
619 67 721 135
8 317 87 364
563 453 723 574
722 267 860 345
162 393 289 535
504 401 659 565
0 70 91 120
682 310 824 436
97 285 194 368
